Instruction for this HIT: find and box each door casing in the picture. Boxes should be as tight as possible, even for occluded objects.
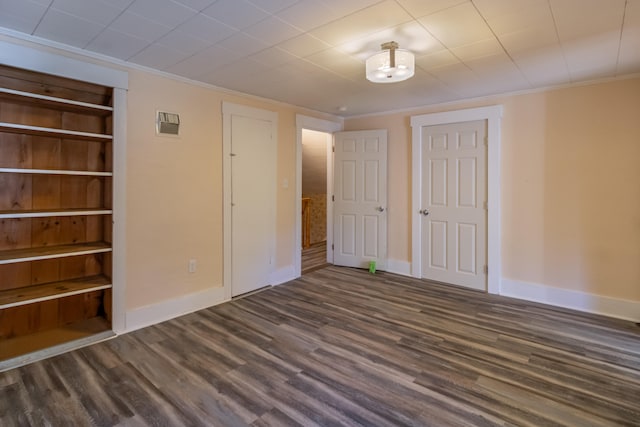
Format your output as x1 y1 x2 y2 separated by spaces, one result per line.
411 105 503 294
295 115 342 278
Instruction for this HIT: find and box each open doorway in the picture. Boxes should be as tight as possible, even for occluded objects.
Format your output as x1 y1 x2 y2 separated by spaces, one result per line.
294 115 342 278
301 129 331 274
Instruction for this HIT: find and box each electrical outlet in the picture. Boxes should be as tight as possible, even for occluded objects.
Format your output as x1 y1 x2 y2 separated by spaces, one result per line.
188 259 197 273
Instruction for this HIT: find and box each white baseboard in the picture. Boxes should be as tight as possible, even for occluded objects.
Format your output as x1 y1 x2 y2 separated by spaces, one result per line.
501 279 640 322
125 286 227 333
271 265 296 286
386 259 411 277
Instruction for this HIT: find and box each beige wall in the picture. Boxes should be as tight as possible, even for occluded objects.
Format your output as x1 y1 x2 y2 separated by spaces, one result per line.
345 77 640 302
126 69 336 310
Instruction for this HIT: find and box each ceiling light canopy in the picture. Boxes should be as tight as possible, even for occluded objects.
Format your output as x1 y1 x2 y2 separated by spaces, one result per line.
366 41 415 83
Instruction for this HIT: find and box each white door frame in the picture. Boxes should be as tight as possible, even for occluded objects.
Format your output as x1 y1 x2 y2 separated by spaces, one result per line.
295 115 343 278
223 102 278 299
411 105 503 294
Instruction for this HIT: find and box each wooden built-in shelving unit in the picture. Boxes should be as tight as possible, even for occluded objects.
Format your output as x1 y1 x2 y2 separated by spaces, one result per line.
0 64 115 364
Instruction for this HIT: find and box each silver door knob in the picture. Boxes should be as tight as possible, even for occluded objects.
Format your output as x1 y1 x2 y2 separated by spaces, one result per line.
419 209 429 216
376 206 385 212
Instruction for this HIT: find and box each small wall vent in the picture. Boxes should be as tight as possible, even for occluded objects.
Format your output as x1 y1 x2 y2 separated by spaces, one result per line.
156 111 180 136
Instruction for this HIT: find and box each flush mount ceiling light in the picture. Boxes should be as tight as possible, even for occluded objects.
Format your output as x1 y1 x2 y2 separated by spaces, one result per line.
366 41 415 83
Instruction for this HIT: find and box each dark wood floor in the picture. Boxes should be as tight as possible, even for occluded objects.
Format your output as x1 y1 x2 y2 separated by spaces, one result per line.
301 241 329 274
1 266 639 426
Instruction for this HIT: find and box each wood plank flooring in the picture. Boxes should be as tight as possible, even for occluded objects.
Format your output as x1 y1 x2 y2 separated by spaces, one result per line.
301 241 329 274
1 266 639 426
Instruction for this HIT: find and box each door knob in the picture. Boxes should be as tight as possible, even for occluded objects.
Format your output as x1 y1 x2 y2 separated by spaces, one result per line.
376 206 385 212
419 209 429 216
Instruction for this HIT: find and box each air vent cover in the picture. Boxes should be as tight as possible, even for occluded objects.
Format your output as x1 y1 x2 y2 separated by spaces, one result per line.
156 111 180 136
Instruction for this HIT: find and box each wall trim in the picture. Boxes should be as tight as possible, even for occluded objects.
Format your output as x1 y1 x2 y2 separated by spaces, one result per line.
0 39 128 89
386 259 411 277
501 279 640 322
125 286 227 333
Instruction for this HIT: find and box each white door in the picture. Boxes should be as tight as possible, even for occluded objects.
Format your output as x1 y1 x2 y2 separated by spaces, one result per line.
419 120 486 290
225 106 276 297
333 130 387 270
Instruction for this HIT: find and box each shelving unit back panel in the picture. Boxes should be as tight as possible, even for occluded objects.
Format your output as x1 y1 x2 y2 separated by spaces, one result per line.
0 253 106 291
0 175 108 210
0 289 108 340
0 134 109 173
0 103 109 135
0 216 106 250
0 65 112 107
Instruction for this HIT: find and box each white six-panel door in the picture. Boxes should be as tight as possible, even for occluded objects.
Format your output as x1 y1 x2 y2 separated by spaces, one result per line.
333 130 388 270
420 120 487 290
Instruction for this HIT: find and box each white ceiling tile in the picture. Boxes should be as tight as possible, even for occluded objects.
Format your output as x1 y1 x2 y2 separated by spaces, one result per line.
416 49 460 70
248 0 300 14
511 46 571 87
0 0 49 34
50 0 125 26
275 0 339 31
85 28 149 59
201 0 268 30
277 33 331 57
243 16 302 45
309 0 412 46
562 35 620 80
418 2 494 48
166 45 243 78
451 38 503 62
33 8 106 47
217 32 269 57
305 48 363 80
618 0 640 74
395 0 468 18
100 0 133 9
171 0 217 12
474 0 553 36
551 0 626 39
156 30 209 56
109 10 172 42
320 0 382 17
249 47 298 67
199 58 271 89
176 13 236 44
127 0 197 27
129 43 191 69
0 0 637 116
339 21 445 60
499 27 560 55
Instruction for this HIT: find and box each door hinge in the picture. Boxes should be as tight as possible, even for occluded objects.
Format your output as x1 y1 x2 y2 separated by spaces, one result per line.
331 244 334 250
332 145 335 152
483 265 488 274
332 195 335 202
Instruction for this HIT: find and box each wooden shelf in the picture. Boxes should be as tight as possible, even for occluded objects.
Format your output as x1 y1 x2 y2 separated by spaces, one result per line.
0 317 113 365
0 275 112 309
0 122 112 142
0 208 112 219
0 242 112 265
0 88 113 115
0 168 112 176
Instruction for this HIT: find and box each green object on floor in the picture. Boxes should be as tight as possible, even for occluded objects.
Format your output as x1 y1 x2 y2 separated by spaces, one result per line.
369 261 376 274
